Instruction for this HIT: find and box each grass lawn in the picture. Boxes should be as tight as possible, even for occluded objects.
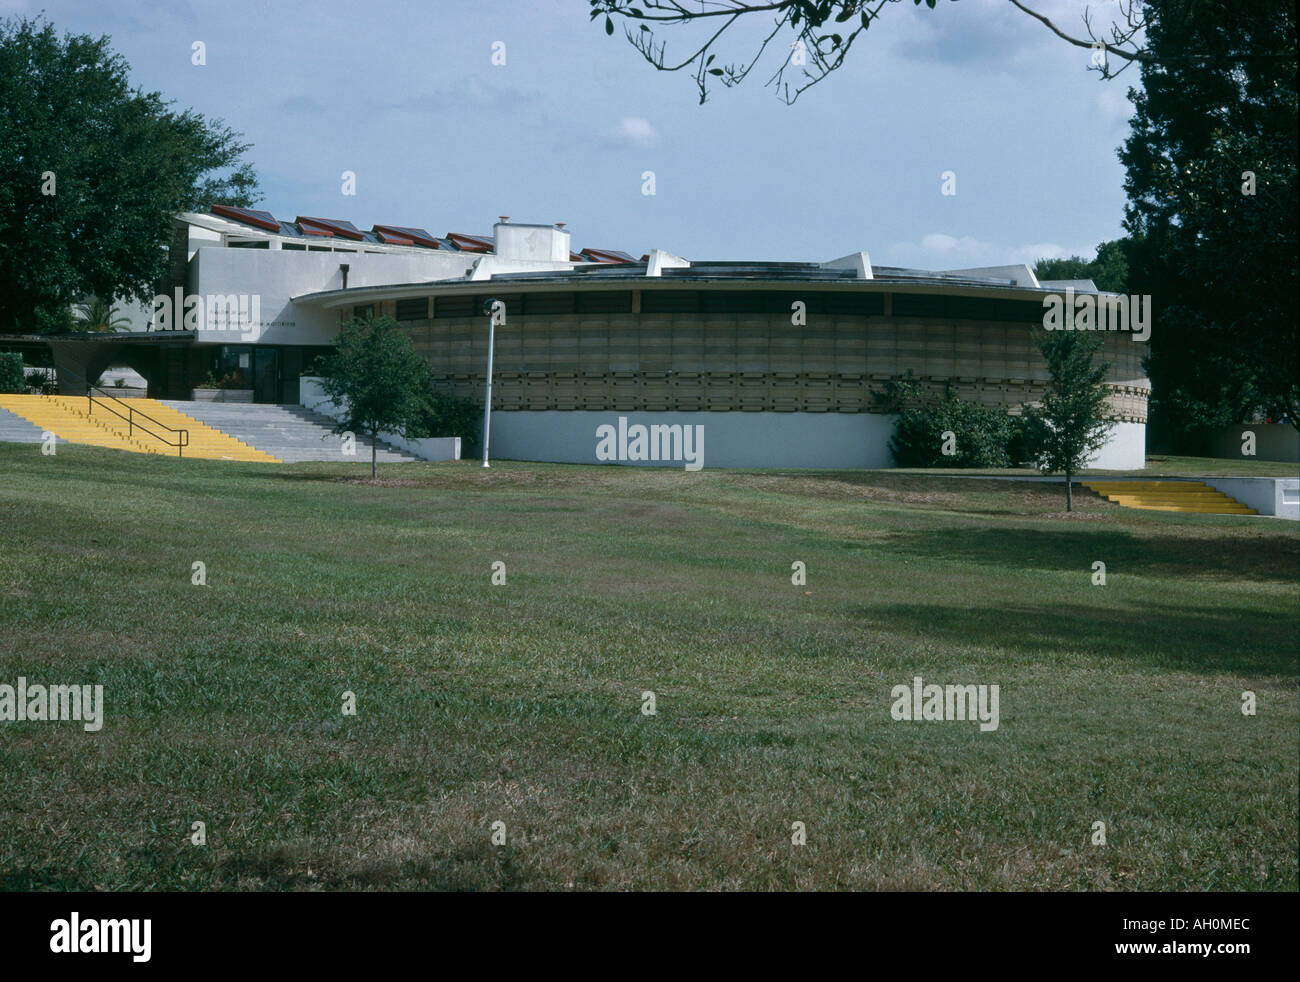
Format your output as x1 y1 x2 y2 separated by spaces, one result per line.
893 453 1298 478
0 443 1296 891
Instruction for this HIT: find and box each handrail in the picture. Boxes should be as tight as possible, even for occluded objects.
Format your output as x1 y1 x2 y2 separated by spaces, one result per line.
54 363 189 457
87 391 189 456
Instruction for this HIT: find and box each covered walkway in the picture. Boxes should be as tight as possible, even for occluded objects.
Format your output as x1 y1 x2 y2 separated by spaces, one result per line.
0 331 199 399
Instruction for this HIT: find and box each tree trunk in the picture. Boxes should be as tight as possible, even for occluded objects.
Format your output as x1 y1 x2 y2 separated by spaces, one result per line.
1066 467 1073 512
371 429 377 479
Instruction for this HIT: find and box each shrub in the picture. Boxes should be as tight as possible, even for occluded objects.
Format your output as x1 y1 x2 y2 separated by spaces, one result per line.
1007 413 1049 467
411 391 481 448
883 376 1017 468
0 352 25 393
24 370 56 395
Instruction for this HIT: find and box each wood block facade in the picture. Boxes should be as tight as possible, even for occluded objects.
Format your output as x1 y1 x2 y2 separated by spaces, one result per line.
371 289 1150 423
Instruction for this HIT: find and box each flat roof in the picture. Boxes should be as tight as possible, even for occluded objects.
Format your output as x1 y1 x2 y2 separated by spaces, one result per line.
292 270 1087 309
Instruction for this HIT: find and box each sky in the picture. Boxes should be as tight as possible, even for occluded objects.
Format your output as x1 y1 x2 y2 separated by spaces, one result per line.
10 0 1140 268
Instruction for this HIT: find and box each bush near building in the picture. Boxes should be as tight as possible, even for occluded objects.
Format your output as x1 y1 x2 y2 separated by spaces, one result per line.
882 373 1027 469
412 391 480 449
0 352 26 393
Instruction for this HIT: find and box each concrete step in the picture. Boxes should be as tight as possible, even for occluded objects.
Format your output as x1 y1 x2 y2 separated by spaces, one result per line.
161 401 418 462
0 405 66 445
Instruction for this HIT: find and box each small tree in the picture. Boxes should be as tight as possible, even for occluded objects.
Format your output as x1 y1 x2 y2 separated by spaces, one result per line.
1025 330 1114 511
312 315 431 478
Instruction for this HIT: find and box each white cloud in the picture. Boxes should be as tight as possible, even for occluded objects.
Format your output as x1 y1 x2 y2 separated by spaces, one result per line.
885 233 1094 269
608 116 658 149
1097 87 1134 124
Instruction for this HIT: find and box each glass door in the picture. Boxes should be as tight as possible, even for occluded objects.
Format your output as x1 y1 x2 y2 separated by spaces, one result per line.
254 348 278 403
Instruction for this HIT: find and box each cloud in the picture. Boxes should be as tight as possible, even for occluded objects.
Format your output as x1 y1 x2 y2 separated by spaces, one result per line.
277 95 329 116
891 0 1115 72
885 232 1094 269
1097 87 1134 124
357 80 544 119
892 0 1042 69
607 116 658 149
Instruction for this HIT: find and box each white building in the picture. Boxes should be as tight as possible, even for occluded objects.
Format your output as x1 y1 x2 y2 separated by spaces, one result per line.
12 206 1150 468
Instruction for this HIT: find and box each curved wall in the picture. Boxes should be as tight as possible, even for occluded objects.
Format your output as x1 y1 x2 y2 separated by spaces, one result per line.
370 287 1150 468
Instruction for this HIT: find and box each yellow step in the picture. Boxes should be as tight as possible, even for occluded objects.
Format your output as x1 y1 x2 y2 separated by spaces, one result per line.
0 394 279 462
1081 480 1257 515
130 400 280 462
0 395 154 453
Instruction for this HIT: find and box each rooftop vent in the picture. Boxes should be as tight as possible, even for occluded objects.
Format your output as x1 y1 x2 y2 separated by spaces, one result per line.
493 220 572 262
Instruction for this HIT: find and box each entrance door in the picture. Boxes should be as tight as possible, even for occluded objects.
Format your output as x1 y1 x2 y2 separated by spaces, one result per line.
254 348 278 403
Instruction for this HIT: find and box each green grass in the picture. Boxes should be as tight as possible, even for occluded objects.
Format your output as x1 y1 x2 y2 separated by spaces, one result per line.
891 453 1298 478
0 443 1296 891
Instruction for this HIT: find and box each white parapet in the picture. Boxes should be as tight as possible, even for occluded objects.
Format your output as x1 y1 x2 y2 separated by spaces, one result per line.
1201 478 1300 520
1085 420 1146 470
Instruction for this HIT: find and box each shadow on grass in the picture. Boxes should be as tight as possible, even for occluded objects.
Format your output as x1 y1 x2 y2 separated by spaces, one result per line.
876 525 1300 584
857 600 1298 675
216 840 531 891
0 867 97 890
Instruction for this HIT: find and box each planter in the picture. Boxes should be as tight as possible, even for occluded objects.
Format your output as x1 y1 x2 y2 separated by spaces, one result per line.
192 388 254 402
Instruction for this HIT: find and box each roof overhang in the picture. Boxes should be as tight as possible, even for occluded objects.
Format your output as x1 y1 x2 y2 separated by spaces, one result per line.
0 331 197 344
292 275 1108 311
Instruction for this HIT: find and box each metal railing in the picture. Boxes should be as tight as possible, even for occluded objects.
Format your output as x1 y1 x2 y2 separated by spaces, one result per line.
56 364 189 457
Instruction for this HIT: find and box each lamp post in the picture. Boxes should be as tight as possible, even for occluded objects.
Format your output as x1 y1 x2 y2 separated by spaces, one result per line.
481 298 503 468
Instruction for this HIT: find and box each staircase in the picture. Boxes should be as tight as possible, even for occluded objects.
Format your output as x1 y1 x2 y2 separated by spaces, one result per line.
0 395 173 456
124 400 279 462
1081 480 1257 515
160 401 417 463
0 394 276 462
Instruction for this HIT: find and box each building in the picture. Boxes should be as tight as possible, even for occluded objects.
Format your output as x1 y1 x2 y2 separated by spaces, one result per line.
5 206 1151 468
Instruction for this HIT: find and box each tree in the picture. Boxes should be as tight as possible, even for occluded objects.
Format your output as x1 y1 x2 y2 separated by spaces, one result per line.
0 16 261 334
1121 1 1298 447
589 0 1295 103
312 316 432 479
1035 239 1129 294
74 299 131 333
1024 330 1114 511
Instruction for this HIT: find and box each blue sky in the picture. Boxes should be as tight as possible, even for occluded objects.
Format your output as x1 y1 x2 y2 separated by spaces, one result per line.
14 0 1137 267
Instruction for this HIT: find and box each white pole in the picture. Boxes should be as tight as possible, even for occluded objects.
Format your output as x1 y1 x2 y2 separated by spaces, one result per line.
481 300 499 468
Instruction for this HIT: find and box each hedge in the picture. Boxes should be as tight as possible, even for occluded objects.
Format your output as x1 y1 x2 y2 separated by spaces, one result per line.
0 352 25 393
